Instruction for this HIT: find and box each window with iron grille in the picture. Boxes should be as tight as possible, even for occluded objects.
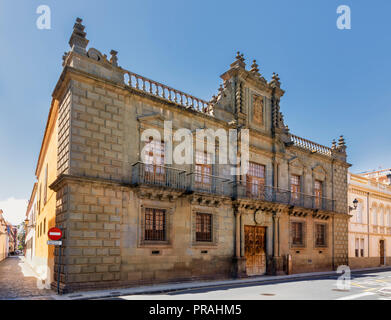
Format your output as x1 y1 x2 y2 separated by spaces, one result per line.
196 213 212 242
144 208 166 241
315 223 327 247
291 221 304 246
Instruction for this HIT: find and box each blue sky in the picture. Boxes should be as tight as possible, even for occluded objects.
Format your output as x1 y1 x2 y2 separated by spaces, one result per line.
0 0 390 223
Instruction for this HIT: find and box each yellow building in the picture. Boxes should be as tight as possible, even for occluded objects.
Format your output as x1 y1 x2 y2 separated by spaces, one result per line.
32 99 60 282
348 172 391 269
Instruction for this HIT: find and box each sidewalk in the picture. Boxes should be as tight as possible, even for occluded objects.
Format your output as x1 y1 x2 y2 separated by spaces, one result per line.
0 256 54 300
55 265 391 300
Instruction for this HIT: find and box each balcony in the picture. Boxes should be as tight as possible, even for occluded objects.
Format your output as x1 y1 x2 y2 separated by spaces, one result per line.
131 163 336 211
131 162 232 196
236 182 335 211
186 173 232 197
131 162 187 190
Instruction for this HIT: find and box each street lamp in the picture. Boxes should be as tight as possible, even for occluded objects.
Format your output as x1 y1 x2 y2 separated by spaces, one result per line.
349 198 358 212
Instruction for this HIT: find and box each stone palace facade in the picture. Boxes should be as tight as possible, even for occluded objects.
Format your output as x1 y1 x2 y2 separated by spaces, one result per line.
33 18 351 293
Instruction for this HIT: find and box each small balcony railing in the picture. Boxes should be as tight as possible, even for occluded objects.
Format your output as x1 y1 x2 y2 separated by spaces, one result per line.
186 173 233 196
131 162 187 190
236 183 335 211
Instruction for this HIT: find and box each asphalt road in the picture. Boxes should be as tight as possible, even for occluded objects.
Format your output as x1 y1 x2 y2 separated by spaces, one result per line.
109 270 391 300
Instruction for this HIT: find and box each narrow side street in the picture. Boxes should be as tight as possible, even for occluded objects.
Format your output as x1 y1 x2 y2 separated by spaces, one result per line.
0 256 53 300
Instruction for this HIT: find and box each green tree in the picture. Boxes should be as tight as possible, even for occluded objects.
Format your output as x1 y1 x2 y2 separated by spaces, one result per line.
17 223 26 251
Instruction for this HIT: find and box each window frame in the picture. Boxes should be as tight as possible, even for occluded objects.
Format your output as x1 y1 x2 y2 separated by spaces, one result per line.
246 162 266 198
143 208 166 242
192 208 218 247
195 213 213 242
138 204 173 247
290 175 302 203
314 180 323 208
314 223 327 247
290 220 305 248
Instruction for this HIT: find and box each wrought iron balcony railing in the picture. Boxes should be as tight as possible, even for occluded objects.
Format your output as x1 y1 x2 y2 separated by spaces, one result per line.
131 163 336 210
236 182 335 211
131 162 187 190
186 173 233 196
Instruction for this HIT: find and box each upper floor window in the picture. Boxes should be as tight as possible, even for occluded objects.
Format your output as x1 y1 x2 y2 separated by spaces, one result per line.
144 139 165 183
314 180 322 208
144 208 166 241
315 223 327 247
356 201 363 223
380 208 384 226
372 207 378 225
291 221 304 246
246 162 265 198
290 175 301 202
196 213 212 242
44 164 48 204
38 184 42 215
195 151 212 188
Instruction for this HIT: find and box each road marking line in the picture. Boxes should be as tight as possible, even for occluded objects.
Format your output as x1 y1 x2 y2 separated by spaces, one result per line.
351 282 366 288
364 287 378 292
337 292 376 300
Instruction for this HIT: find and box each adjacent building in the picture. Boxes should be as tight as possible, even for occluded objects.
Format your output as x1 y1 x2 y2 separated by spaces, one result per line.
0 210 9 261
360 168 391 186
7 224 17 255
25 183 38 266
348 172 391 268
32 18 350 293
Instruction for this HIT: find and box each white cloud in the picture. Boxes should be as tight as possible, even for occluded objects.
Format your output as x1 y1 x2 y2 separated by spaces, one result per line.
0 198 28 225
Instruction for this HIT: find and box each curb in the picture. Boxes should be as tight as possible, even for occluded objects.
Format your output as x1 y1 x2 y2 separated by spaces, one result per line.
52 266 391 300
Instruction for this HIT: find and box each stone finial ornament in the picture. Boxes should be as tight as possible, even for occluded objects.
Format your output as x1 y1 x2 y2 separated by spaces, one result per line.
69 17 89 55
331 139 337 149
338 135 346 147
270 72 281 88
250 60 261 77
110 50 118 67
231 51 246 68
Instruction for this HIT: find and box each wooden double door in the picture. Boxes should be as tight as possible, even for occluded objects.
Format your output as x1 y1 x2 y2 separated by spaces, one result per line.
380 240 385 265
245 225 266 276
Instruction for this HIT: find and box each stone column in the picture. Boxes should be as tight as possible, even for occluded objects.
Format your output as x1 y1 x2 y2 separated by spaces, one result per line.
232 207 246 278
235 211 241 258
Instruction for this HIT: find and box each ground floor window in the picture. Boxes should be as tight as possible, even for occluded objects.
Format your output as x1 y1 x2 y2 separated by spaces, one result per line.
144 208 166 241
315 223 327 247
196 213 212 242
291 221 304 246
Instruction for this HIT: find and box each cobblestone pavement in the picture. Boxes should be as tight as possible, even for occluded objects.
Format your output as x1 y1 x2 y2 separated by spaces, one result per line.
0 256 54 300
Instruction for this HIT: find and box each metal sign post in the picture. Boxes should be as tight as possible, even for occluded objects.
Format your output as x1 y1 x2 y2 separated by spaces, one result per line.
47 227 63 295
57 243 62 295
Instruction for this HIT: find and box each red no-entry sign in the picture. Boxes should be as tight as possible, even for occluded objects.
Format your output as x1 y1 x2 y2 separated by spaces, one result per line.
48 227 62 241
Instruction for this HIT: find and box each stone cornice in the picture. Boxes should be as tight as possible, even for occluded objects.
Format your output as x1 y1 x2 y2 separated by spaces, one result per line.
49 174 131 192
